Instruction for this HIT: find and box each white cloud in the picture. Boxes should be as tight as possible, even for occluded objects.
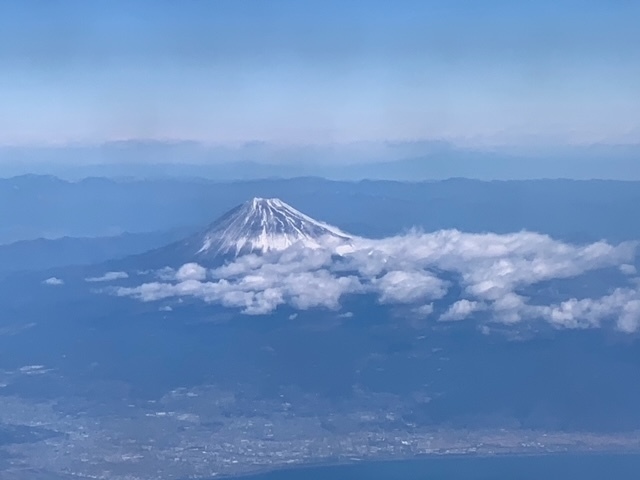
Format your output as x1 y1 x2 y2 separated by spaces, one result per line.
117 268 362 316
413 304 435 318
285 271 362 310
85 271 129 282
620 264 637 275
375 270 447 304
156 267 178 281
534 287 640 332
619 299 640 333
19 365 51 375
116 229 639 331
491 293 528 324
43 277 64 286
440 299 484 322
175 263 207 282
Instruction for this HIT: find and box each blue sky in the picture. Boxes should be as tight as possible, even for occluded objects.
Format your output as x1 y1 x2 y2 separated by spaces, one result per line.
0 0 639 147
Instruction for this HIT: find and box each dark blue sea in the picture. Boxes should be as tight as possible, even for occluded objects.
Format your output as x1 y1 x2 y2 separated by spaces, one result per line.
236 454 640 480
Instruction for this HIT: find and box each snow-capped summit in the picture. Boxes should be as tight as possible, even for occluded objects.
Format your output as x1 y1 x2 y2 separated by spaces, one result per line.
194 197 352 258
129 198 353 267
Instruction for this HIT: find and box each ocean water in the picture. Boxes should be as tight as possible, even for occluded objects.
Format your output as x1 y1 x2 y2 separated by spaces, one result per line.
237 454 640 480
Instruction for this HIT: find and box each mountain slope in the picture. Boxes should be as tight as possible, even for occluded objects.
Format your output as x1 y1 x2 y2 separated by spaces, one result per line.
196 197 351 257
0 227 195 278
126 198 353 268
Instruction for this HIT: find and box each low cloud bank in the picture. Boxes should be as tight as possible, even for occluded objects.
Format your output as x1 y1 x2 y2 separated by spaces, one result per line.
115 230 639 332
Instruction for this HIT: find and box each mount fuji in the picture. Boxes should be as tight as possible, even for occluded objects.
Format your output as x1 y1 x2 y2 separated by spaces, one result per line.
130 198 353 268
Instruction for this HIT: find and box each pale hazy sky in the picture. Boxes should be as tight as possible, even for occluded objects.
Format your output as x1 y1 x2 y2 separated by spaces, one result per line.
1 0 639 146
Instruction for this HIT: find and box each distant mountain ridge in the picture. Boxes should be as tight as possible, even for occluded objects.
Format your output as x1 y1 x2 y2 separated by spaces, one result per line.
2 176 640 246
2 141 640 180
0 227 194 277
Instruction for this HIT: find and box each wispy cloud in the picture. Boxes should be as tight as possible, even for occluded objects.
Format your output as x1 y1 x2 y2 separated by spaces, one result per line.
85 271 129 282
43 277 64 286
115 230 638 332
